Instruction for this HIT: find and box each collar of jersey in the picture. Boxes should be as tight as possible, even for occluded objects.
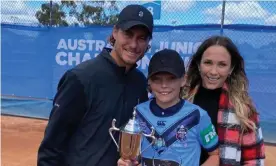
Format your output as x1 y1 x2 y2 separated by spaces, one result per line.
150 98 184 117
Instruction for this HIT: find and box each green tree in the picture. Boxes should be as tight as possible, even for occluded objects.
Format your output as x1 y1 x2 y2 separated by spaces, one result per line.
36 1 119 26
35 2 68 26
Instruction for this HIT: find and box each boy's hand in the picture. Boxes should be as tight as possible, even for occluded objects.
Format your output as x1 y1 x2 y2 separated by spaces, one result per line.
117 158 139 166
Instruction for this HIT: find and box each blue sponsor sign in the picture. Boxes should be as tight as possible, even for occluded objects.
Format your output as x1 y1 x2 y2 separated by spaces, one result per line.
142 1 161 20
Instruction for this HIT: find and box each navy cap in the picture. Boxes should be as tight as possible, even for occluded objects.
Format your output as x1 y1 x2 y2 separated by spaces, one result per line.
148 49 185 78
116 5 153 37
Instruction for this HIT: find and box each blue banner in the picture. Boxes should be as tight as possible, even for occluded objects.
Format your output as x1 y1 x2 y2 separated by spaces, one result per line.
2 24 276 121
142 1 161 20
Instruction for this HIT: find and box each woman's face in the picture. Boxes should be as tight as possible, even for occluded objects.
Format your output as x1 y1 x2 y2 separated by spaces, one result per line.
199 45 232 89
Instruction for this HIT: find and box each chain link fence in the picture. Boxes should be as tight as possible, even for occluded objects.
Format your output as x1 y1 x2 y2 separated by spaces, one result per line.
2 1 276 143
1 1 276 27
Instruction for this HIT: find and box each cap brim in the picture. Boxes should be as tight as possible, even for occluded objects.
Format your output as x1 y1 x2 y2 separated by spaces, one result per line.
118 20 152 35
147 67 182 79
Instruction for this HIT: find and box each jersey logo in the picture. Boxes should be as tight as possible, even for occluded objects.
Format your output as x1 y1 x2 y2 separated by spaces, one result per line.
139 121 148 133
153 137 167 155
54 103 60 107
200 124 217 145
157 120 166 127
176 125 188 142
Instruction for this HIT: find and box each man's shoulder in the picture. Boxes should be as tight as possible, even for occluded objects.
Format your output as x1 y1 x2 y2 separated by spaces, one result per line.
64 56 103 86
131 68 147 82
74 56 103 71
70 51 108 76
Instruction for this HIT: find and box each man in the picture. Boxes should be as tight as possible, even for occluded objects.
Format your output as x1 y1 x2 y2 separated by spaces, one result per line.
37 4 153 166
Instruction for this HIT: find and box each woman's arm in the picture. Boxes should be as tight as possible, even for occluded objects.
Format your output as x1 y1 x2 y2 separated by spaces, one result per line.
241 113 265 166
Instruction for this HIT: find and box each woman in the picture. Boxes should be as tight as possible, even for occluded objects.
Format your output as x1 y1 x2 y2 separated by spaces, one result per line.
182 36 265 166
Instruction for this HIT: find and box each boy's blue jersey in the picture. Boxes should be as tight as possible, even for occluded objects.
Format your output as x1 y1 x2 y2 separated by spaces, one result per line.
136 100 218 166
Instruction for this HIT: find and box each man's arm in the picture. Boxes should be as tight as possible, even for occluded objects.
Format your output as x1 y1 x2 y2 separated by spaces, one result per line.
142 89 149 102
141 77 149 103
37 70 87 166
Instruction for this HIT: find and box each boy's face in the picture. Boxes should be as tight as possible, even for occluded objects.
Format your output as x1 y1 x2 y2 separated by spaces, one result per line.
149 72 185 109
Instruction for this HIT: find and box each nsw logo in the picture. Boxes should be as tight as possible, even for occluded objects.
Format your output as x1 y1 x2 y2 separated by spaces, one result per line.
176 125 188 142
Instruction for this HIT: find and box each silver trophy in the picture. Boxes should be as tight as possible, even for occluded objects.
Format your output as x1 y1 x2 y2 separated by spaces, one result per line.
109 107 156 160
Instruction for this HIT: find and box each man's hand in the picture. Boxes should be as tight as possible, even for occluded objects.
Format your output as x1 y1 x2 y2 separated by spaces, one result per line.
117 158 139 166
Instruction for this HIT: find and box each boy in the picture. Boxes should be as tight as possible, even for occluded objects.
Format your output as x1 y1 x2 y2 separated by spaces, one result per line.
118 49 219 166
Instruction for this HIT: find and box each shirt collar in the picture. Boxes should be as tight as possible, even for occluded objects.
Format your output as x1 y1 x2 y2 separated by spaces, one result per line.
150 98 184 117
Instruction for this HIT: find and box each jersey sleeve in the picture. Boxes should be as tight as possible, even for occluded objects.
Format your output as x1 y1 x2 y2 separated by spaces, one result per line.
197 110 219 152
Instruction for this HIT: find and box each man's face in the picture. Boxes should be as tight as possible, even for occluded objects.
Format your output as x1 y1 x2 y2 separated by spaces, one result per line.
112 26 150 69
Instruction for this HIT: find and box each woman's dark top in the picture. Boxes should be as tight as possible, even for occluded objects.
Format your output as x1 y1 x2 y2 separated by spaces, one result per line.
193 85 222 165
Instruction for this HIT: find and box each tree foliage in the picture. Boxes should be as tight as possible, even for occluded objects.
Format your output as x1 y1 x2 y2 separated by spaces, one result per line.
36 1 119 26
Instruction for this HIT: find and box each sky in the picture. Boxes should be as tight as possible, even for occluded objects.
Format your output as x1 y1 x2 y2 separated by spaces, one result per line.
1 0 276 26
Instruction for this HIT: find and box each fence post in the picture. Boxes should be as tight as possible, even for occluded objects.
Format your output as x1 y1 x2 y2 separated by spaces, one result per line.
50 0 52 27
220 0 226 36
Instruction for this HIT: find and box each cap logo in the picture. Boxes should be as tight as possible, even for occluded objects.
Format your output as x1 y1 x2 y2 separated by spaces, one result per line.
138 11 143 17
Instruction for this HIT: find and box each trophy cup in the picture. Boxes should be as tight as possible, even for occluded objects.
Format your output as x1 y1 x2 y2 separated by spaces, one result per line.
109 107 156 160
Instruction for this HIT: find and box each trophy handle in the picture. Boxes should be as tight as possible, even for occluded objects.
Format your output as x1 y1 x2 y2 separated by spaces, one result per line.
141 126 156 154
109 119 120 151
